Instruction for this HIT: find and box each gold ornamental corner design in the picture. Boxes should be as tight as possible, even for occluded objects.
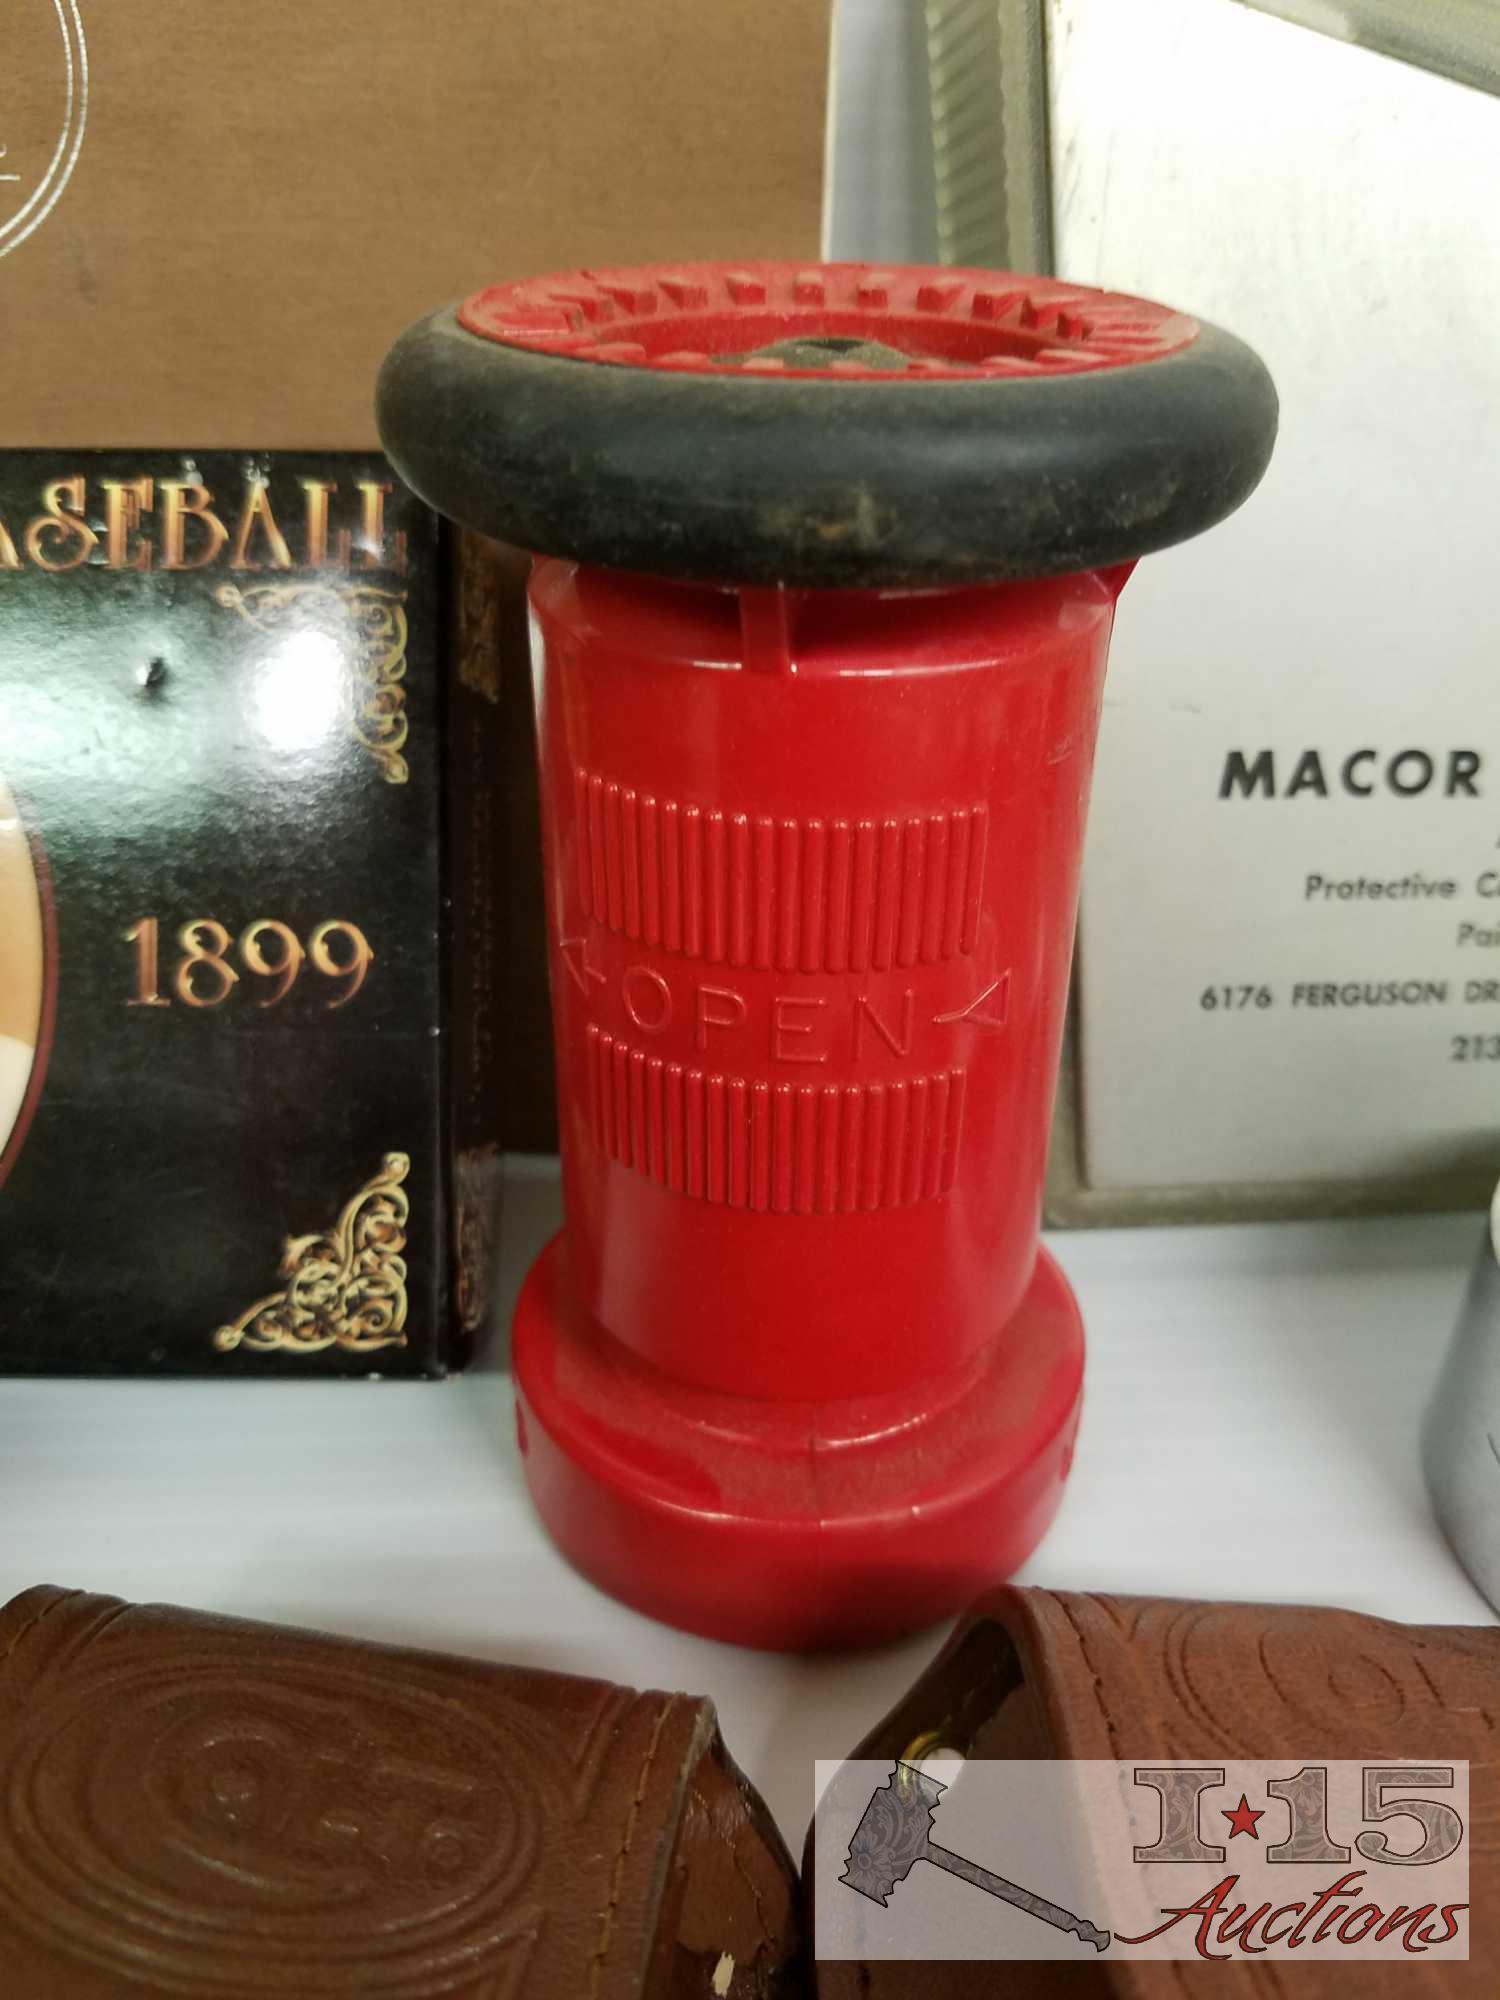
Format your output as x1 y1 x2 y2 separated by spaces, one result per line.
215 581 412 783
213 1153 411 1357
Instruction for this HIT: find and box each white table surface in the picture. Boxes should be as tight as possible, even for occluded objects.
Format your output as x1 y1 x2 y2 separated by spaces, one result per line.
2 1156 1492 1846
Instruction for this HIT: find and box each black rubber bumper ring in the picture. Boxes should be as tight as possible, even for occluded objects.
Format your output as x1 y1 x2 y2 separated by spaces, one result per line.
377 301 1276 588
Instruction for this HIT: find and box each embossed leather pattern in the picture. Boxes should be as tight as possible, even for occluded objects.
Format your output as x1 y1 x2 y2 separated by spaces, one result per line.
807 1588 1500 1997
0 1586 800 1998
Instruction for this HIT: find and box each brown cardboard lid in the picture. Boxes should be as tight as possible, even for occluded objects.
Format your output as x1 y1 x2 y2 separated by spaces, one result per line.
2 0 832 448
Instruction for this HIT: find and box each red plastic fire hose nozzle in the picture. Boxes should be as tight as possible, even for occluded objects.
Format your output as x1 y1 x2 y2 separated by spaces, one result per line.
379 262 1276 1649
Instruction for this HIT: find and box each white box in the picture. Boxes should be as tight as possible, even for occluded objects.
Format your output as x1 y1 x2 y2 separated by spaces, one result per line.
1051 0 1500 1213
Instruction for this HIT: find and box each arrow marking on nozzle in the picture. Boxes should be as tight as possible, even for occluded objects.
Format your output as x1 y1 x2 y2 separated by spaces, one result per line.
558 934 608 998
934 972 1009 1032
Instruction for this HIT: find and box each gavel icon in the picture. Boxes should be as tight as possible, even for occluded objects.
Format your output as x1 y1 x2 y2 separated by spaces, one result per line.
379 262 1274 1649
842 1762 1111 1952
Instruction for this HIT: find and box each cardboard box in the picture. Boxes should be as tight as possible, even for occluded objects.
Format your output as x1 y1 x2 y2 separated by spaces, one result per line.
4 0 833 447
0 450 504 1374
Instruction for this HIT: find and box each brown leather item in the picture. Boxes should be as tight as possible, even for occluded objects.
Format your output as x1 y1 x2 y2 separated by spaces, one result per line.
807 1588 1498 1997
0 1586 801 1998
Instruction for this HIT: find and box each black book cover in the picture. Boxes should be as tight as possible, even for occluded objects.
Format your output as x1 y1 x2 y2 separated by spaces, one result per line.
0 450 476 1375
